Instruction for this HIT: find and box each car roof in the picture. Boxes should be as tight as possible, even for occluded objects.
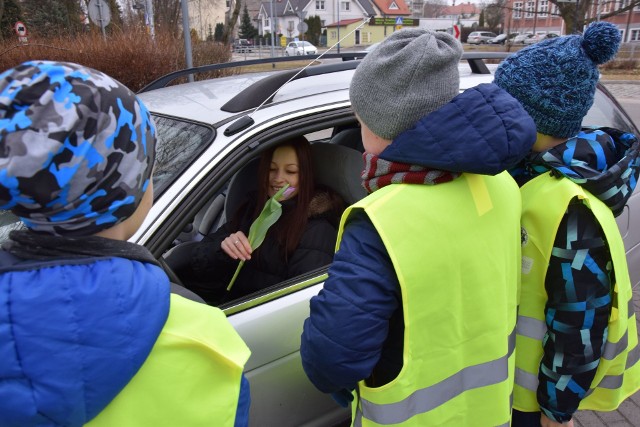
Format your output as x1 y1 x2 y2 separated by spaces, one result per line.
137 53 509 127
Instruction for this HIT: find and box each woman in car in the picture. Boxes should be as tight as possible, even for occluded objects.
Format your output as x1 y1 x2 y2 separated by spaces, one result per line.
184 136 344 303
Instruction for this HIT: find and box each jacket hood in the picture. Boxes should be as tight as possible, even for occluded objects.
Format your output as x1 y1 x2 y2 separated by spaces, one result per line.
526 127 640 216
0 236 169 427
380 83 537 175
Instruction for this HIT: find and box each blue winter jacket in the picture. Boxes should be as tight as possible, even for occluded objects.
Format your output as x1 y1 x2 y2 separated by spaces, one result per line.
300 83 537 398
0 238 250 427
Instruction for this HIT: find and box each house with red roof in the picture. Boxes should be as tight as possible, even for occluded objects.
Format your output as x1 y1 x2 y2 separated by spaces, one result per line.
254 0 416 48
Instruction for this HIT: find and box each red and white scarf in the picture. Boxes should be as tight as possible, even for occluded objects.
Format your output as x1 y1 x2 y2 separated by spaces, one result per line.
361 152 460 193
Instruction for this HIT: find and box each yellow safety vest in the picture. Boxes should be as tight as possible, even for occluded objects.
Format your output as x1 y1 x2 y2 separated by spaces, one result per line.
339 173 520 426
87 294 251 427
515 172 640 412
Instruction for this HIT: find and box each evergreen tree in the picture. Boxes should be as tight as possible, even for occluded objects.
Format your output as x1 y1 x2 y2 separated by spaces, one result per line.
105 0 123 32
305 15 321 46
0 0 22 41
238 3 257 40
214 22 224 42
21 0 83 37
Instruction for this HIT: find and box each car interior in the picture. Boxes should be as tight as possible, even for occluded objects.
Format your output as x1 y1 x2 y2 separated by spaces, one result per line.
162 123 367 306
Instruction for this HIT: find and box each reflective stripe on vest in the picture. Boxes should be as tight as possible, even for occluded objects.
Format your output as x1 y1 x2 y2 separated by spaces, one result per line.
87 294 250 426
353 327 516 426
339 173 520 426
515 173 640 412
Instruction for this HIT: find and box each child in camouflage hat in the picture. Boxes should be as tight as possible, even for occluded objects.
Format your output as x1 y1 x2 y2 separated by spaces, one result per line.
0 61 251 427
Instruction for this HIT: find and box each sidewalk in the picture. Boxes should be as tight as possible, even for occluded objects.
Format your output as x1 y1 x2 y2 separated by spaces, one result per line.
572 284 640 426
601 79 640 99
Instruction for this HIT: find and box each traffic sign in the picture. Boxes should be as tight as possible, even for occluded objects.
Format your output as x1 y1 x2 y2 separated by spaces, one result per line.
14 21 28 43
88 0 111 29
14 21 27 36
395 17 403 31
453 25 461 40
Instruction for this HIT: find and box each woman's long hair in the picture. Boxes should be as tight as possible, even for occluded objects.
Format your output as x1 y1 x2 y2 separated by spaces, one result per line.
254 136 314 258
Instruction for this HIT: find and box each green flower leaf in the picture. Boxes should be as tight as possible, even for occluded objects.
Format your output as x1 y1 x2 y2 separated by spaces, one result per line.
227 184 290 291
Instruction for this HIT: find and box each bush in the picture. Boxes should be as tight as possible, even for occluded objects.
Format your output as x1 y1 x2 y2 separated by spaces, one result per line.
0 28 233 92
602 59 638 71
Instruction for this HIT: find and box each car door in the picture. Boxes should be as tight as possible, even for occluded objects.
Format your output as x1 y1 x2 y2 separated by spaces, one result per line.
586 86 640 290
152 107 359 426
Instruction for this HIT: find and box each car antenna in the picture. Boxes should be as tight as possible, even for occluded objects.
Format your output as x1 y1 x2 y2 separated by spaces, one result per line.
224 16 373 137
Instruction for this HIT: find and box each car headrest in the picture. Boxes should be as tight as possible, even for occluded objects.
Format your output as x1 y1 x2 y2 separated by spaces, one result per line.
329 127 364 153
224 142 366 222
311 143 366 205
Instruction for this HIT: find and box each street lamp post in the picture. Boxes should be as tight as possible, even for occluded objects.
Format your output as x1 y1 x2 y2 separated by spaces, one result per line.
180 0 194 82
270 0 275 57
145 0 155 39
337 0 340 53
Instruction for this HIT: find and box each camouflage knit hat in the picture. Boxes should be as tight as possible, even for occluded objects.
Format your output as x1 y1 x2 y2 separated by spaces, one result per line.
0 61 156 236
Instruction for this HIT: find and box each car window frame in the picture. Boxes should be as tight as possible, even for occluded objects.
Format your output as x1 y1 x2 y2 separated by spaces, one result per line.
152 106 356 312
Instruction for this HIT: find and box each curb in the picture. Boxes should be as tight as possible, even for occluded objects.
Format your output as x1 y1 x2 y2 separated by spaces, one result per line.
600 80 640 85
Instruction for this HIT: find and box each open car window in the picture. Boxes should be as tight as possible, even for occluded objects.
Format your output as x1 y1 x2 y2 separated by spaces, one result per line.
161 120 366 310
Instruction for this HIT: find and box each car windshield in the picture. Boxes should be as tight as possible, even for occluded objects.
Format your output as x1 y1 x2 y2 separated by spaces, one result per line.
300 41 313 47
152 116 214 197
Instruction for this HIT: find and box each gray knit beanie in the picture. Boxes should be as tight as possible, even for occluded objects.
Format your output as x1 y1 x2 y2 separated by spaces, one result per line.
350 28 462 140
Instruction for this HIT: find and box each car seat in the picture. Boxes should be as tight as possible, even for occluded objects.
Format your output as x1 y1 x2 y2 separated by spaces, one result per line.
329 126 364 153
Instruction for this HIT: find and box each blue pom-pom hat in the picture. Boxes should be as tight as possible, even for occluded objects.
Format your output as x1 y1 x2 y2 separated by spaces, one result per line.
494 22 621 138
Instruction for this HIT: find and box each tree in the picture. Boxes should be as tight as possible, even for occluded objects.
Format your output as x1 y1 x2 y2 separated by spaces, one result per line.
305 15 321 46
0 0 22 41
152 0 181 35
238 3 257 40
223 0 242 44
494 0 640 36
21 0 83 37
105 0 124 31
423 0 448 18
483 1 505 33
80 0 123 34
214 22 224 42
556 0 640 34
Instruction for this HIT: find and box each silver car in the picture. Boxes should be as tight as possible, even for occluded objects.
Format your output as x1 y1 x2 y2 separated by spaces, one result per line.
1 54 638 426
467 31 498 44
285 41 318 56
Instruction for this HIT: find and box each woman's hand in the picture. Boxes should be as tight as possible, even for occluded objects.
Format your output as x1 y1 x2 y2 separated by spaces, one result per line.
221 231 252 261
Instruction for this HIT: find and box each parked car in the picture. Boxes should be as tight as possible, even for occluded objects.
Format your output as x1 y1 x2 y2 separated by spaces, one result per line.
467 31 498 44
1 53 638 426
233 38 253 53
523 32 560 45
488 33 519 45
487 34 507 44
285 41 317 56
512 33 535 44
